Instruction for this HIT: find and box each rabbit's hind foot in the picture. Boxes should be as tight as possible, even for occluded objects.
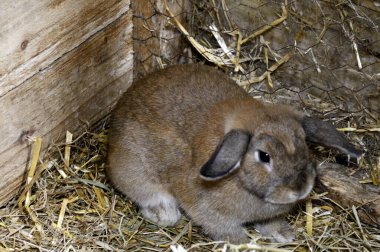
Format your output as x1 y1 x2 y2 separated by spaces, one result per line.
140 192 181 227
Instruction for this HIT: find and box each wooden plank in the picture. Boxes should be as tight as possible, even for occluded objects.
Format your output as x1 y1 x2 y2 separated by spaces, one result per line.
0 1 133 206
0 0 130 97
317 164 380 227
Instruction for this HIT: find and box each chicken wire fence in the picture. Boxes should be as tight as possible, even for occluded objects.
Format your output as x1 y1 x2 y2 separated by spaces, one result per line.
133 0 379 178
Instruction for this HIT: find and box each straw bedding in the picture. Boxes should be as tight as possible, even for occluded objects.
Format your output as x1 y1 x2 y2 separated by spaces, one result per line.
1 124 378 251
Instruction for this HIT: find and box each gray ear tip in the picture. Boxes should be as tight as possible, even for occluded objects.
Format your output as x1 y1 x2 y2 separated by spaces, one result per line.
302 116 364 158
199 163 217 179
346 147 364 159
199 171 222 181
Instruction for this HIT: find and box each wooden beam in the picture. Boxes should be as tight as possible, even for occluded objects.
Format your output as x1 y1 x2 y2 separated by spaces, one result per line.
0 0 133 206
317 163 380 227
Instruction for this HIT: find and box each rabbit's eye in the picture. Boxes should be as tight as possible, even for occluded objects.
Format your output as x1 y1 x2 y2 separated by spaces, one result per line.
256 150 270 163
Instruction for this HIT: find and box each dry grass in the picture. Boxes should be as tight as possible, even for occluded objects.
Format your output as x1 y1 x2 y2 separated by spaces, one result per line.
0 123 379 251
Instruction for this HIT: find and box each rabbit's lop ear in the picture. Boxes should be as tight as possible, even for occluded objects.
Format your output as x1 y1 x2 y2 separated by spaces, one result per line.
301 116 363 158
200 130 251 181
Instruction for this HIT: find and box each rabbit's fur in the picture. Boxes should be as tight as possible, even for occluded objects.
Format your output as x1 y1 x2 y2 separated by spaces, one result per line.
107 64 362 243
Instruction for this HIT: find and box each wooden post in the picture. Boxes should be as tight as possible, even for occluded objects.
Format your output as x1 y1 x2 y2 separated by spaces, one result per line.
132 0 191 79
0 0 133 206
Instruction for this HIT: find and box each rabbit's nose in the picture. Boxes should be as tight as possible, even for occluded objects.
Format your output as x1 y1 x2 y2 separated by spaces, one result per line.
264 164 316 204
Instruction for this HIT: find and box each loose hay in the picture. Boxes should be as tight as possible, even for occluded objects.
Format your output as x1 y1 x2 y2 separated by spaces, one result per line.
0 123 379 251
1 0 380 251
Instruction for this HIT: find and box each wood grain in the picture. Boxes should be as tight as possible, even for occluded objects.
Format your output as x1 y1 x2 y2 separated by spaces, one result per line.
317 164 380 227
0 0 133 206
0 0 131 97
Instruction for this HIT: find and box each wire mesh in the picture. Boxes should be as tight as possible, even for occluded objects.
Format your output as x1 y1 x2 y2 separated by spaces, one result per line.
133 0 379 179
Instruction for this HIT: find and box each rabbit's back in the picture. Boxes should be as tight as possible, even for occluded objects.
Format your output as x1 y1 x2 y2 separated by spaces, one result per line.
112 64 248 138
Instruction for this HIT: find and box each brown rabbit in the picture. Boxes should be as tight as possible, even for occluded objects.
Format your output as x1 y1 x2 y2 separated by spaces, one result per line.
106 64 362 243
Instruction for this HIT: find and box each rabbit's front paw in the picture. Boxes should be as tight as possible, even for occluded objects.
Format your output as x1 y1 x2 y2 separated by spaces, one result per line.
255 219 295 243
203 222 250 244
140 193 181 226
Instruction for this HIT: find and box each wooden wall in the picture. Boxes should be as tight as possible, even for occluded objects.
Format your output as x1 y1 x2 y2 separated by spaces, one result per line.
0 0 133 206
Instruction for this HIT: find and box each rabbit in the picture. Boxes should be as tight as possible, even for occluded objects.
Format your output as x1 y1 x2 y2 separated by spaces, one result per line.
106 64 362 244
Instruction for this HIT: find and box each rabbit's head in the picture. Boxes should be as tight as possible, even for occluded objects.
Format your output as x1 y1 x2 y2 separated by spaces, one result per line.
199 106 362 205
